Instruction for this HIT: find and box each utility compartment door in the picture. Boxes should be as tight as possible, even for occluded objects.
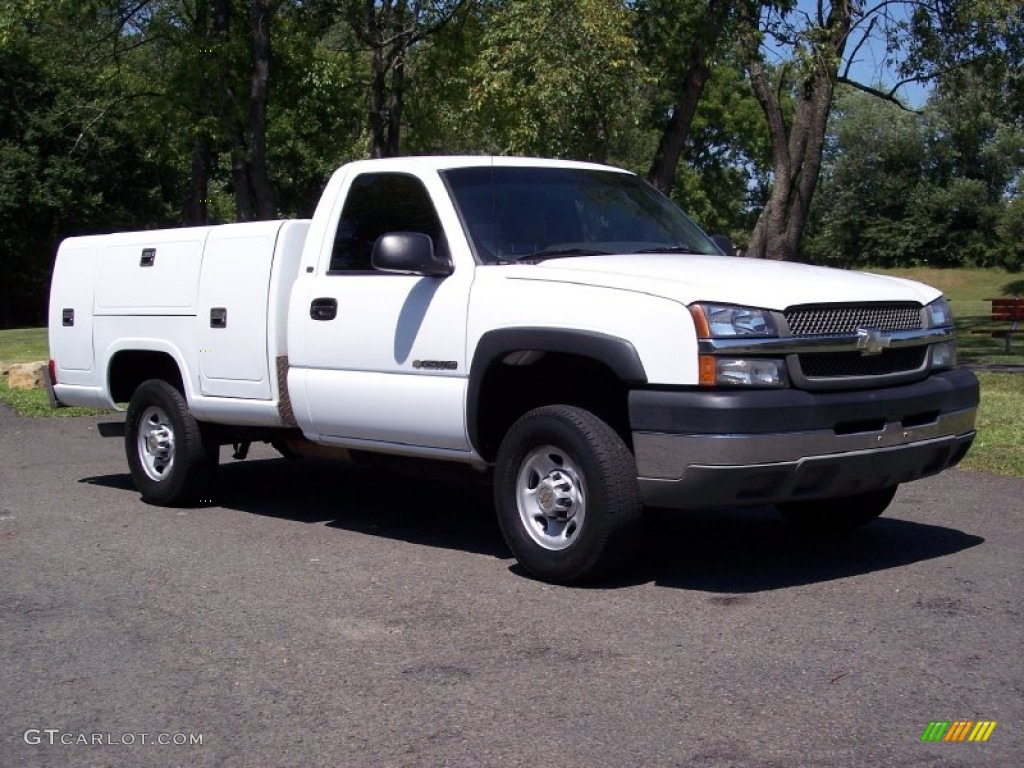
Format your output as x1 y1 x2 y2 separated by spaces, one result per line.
95 238 203 313
49 245 97 376
197 224 279 399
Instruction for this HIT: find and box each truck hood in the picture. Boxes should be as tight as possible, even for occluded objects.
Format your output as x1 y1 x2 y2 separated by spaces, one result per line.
498 254 940 309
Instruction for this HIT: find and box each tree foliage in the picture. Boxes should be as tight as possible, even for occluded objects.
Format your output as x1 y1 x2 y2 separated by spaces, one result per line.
805 76 1024 269
465 0 642 162
0 0 1020 328
0 2 179 326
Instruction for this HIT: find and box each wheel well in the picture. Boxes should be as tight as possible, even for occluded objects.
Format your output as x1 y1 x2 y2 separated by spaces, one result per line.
108 351 184 404
473 352 631 462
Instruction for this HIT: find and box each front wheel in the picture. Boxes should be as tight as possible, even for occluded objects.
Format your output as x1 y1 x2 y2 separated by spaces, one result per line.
125 379 219 506
776 485 898 532
494 405 642 584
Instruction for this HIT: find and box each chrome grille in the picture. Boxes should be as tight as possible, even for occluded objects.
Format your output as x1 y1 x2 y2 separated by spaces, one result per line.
785 303 923 336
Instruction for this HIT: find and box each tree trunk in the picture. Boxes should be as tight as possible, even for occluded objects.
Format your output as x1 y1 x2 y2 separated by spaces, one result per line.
225 0 279 221
646 0 727 194
185 137 213 225
368 43 387 158
247 0 276 218
385 50 405 157
231 124 255 222
184 0 219 225
355 0 467 159
366 0 388 158
740 1 851 260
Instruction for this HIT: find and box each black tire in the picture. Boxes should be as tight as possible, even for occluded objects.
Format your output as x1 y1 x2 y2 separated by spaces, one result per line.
494 405 643 584
776 485 898 533
125 379 219 506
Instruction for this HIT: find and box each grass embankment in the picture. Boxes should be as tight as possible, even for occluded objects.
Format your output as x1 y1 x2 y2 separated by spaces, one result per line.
967 373 1024 476
0 328 106 418
1 266 1021 475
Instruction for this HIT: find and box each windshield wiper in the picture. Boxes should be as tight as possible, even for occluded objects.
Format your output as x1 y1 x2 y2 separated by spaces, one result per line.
635 245 700 254
499 247 611 264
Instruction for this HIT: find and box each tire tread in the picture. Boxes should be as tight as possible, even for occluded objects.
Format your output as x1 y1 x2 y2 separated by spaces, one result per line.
125 379 218 506
494 404 642 584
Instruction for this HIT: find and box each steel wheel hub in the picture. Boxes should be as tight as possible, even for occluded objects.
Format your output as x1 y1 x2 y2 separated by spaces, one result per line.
516 446 586 551
137 405 175 482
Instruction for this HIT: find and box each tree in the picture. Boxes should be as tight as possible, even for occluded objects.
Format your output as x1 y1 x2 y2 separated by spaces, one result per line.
466 0 643 162
264 10 368 215
805 74 1024 269
736 0 1023 260
670 54 772 241
239 0 282 219
636 0 738 194
157 0 283 222
997 195 1024 271
397 0 487 155
331 0 469 158
803 89 926 266
736 0 855 260
0 2 179 328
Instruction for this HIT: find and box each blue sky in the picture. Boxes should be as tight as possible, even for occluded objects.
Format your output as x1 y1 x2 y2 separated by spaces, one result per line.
762 1 933 109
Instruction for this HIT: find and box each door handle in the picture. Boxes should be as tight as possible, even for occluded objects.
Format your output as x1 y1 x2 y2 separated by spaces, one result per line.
310 298 338 321
210 307 227 328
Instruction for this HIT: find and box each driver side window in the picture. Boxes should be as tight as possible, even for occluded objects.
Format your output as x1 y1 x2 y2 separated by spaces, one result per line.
329 173 443 273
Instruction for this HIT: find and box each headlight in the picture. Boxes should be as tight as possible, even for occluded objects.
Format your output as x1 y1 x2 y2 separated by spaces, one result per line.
926 297 953 328
930 340 957 370
691 303 776 338
691 304 783 387
704 357 788 388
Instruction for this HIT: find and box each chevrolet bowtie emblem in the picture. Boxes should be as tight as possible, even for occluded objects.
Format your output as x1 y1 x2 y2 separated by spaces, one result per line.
856 328 891 356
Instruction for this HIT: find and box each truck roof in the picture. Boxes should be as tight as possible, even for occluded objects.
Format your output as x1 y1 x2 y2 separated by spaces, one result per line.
335 156 633 176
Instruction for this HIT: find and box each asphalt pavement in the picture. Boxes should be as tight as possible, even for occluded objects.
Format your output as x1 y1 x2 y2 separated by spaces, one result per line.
1 404 1021 767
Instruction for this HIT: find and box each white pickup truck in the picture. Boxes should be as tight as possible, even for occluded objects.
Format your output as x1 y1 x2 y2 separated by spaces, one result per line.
48 156 979 583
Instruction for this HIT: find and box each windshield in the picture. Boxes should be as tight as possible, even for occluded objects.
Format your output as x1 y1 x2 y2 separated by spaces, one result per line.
441 166 722 264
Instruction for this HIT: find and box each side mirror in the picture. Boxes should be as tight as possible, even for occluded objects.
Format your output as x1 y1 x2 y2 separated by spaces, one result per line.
710 234 736 256
371 232 453 277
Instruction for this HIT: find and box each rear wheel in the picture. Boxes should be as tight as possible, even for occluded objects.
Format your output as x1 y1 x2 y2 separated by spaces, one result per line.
125 379 218 506
776 485 898 532
494 405 642 584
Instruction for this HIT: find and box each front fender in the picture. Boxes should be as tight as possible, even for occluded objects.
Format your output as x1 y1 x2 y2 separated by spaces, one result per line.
466 327 646 455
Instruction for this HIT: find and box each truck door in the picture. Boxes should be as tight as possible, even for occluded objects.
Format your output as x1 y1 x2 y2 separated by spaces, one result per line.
292 171 472 452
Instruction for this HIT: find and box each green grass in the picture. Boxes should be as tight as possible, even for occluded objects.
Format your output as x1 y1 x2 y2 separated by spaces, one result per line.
0 327 48 364
959 373 1024 476
0 381 108 418
0 327 106 417
867 266 1023 302
3 267 1022 475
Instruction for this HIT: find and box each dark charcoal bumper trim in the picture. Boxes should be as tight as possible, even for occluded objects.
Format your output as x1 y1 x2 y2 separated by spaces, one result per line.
629 368 979 509
637 432 975 509
628 368 978 436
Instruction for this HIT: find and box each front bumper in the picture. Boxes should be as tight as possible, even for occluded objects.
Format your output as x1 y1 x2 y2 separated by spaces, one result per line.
630 368 979 509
